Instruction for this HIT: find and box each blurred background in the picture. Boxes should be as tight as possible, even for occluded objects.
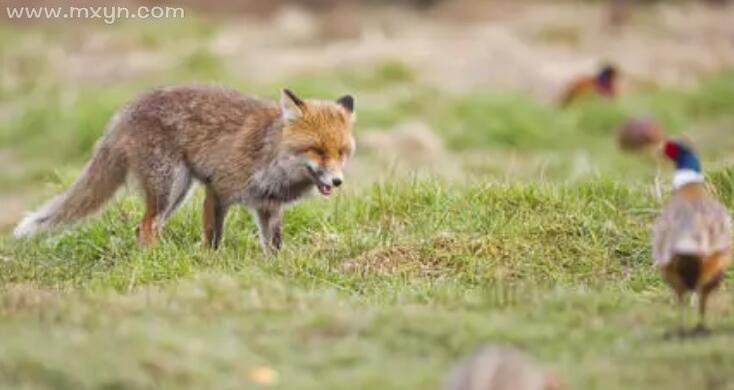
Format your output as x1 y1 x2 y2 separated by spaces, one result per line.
2 2 734 388
1 0 733 227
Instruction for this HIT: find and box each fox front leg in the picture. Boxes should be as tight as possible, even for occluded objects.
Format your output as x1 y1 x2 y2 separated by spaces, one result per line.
255 207 283 253
202 188 229 249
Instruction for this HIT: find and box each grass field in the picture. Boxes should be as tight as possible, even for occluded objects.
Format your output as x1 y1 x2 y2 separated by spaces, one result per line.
2 5 734 389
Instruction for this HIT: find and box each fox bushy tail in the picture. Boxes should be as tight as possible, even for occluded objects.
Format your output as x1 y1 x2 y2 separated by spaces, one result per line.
14 128 128 238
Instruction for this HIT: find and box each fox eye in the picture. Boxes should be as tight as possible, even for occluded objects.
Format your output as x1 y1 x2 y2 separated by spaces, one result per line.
310 147 326 157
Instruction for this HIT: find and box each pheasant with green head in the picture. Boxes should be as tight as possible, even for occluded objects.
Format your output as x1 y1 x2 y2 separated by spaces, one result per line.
652 140 732 336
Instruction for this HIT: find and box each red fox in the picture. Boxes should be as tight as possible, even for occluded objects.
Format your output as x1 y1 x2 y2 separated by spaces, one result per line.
14 86 356 251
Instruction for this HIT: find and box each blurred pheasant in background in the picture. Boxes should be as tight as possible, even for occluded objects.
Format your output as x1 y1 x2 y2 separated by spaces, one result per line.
559 64 618 107
616 117 665 152
653 139 732 336
445 345 559 390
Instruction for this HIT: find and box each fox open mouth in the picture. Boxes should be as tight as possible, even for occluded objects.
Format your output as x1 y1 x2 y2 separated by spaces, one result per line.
308 168 333 196
316 182 332 196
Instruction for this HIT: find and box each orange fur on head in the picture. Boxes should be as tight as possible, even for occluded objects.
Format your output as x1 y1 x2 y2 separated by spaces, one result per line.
280 91 356 165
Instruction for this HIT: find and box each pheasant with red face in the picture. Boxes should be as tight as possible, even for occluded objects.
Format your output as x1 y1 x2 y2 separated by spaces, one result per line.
559 65 618 107
653 140 732 336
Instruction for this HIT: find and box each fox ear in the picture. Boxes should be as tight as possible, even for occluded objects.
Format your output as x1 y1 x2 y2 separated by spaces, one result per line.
336 94 354 113
281 88 305 122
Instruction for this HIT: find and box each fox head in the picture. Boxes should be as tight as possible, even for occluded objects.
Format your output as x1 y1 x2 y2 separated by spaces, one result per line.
279 88 356 196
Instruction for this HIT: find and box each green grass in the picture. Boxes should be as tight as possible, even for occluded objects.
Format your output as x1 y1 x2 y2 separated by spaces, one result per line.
1 175 734 389
3 16 734 390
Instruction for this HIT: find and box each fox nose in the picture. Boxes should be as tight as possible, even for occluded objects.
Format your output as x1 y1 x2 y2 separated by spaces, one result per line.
332 177 343 187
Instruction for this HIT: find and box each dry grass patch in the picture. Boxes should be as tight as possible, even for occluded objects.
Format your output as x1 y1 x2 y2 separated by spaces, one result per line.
339 233 499 278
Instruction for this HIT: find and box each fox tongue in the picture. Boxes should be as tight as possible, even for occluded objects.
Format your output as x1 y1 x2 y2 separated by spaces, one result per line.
317 183 332 196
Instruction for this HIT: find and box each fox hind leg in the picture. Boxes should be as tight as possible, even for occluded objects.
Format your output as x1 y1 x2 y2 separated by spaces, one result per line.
137 191 161 246
134 162 192 246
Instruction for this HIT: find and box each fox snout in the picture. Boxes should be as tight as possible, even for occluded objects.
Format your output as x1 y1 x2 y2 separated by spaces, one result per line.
306 160 344 196
319 168 343 187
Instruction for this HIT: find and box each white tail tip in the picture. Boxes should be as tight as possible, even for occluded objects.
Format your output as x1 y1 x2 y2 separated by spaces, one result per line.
13 213 44 238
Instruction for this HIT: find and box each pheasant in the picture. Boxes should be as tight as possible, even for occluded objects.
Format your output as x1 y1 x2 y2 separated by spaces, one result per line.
616 117 664 152
559 64 618 107
653 140 732 336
